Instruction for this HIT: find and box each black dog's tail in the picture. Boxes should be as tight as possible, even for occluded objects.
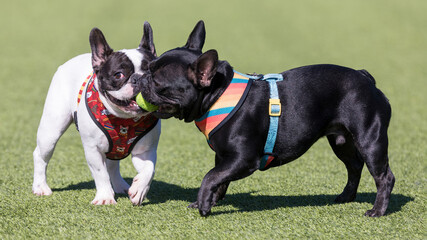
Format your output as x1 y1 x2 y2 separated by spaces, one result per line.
358 69 376 85
359 69 391 105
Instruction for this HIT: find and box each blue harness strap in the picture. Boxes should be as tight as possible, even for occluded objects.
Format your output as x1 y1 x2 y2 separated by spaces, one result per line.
233 71 283 170
259 73 283 170
205 70 283 171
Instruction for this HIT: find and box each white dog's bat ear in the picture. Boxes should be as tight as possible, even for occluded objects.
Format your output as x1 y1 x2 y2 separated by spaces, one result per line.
139 21 156 57
184 20 205 51
188 49 218 88
89 28 113 72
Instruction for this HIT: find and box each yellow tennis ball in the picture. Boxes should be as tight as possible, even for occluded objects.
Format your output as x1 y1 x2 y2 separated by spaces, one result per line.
136 93 158 112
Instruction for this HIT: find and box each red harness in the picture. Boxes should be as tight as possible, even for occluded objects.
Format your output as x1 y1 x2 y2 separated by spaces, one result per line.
76 72 158 160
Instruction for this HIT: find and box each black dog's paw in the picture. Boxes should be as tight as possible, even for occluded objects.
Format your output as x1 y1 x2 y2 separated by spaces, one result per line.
199 209 211 217
364 208 384 217
189 201 212 216
188 201 199 209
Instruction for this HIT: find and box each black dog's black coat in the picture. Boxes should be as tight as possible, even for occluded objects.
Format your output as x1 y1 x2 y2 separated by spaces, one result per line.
141 21 395 217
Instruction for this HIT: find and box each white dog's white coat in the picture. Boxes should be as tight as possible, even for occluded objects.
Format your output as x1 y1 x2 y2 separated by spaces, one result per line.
32 51 160 205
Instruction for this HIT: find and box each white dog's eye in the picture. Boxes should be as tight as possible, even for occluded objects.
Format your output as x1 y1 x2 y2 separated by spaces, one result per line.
114 72 125 80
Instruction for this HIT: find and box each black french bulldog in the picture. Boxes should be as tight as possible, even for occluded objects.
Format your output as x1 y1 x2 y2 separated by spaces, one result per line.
141 21 395 217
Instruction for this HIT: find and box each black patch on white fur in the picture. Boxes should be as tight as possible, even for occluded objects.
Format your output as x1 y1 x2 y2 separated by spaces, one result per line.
97 52 135 91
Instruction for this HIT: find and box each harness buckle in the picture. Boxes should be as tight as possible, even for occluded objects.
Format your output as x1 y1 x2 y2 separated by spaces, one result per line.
269 98 281 116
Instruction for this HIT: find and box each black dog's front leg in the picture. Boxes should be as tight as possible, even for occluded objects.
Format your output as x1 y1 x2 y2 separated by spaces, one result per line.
187 182 229 210
212 182 230 205
211 155 230 206
196 155 258 216
188 156 231 210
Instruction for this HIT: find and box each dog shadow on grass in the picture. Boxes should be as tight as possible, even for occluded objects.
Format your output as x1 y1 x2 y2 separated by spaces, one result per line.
54 179 413 216
147 180 413 216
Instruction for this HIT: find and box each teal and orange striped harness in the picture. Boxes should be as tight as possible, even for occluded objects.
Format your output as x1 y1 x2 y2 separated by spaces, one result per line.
195 71 252 139
195 70 283 170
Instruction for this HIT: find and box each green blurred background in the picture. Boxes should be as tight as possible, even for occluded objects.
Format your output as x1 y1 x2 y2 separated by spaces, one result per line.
0 0 425 239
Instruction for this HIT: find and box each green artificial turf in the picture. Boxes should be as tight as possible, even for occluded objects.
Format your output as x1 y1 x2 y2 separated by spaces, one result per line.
0 0 426 239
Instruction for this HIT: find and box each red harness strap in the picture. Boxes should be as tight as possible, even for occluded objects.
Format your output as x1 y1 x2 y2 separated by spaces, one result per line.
77 72 158 160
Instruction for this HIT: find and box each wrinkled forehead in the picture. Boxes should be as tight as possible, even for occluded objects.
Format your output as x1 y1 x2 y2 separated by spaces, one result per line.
119 48 154 74
151 48 200 71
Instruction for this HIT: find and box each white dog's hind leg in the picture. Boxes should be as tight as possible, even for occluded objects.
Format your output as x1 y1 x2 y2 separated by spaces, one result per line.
33 118 72 196
84 148 116 205
33 144 56 196
106 159 130 194
32 76 73 196
33 124 71 195
32 142 57 196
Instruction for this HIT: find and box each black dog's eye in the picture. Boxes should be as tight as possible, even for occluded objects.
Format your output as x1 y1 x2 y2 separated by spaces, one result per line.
114 72 125 80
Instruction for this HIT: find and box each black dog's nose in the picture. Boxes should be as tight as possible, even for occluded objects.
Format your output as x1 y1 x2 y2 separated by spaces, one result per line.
130 74 142 85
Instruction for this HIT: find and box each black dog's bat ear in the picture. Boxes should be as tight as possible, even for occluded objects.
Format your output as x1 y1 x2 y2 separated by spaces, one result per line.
184 20 205 51
89 28 113 72
188 49 218 88
139 21 157 57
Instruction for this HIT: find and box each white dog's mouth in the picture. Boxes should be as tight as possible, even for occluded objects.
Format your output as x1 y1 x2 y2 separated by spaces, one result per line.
105 91 146 113
101 81 148 114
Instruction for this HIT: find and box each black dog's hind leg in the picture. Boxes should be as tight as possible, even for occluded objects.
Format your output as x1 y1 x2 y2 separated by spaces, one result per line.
365 163 394 217
353 114 395 217
327 133 364 203
359 136 395 217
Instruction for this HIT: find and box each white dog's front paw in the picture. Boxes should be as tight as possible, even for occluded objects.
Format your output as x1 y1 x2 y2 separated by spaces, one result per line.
128 173 153 205
91 189 116 205
32 183 52 196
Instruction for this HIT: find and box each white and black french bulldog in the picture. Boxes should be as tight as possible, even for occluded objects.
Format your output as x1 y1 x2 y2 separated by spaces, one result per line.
139 21 395 217
32 22 160 205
